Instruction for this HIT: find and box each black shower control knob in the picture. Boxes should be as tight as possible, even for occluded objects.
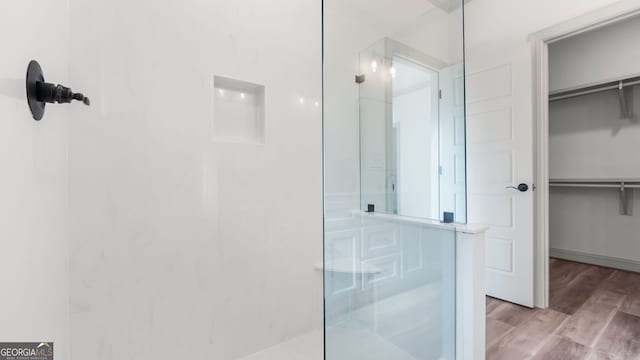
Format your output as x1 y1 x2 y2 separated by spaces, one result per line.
37 83 69 103
37 82 89 105
26 60 90 121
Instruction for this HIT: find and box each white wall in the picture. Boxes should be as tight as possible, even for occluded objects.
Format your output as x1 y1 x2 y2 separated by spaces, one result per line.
0 2 70 359
67 1 322 359
464 0 624 52
392 7 464 65
548 15 640 267
549 90 640 180
549 94 640 266
549 13 640 92
549 188 640 267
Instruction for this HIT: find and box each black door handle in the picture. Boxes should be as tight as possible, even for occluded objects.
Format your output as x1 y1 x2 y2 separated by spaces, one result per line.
506 183 529 192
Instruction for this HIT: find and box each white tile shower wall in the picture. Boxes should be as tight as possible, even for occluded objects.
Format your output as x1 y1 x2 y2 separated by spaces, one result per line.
67 1 322 359
0 2 70 359
213 75 266 144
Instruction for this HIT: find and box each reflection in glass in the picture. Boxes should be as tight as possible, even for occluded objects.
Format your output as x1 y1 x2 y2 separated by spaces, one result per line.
359 36 466 223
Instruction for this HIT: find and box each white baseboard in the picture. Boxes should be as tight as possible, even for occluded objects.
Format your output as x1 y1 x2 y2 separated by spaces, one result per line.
550 248 640 273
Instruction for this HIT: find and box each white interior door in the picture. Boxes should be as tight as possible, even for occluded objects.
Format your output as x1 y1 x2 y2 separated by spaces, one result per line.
466 44 535 307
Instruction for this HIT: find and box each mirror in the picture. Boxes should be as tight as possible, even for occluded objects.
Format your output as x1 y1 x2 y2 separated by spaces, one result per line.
358 14 466 222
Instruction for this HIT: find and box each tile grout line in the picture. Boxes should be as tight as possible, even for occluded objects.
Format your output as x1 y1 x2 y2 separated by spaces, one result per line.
562 264 590 289
588 270 625 349
589 307 624 350
525 311 572 360
486 324 516 351
527 266 612 358
535 264 600 358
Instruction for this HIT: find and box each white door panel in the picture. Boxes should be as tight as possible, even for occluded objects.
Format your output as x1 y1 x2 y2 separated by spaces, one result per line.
466 44 535 307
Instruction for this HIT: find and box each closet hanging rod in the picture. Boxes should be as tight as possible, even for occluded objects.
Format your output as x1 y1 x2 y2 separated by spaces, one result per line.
548 179 637 216
549 77 640 102
549 178 640 183
549 183 640 189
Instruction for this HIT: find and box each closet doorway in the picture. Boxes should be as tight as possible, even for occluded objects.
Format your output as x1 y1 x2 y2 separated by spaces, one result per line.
532 4 640 357
534 5 640 358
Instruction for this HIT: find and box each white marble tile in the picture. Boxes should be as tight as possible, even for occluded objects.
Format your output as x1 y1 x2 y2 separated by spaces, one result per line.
0 2 70 359
67 0 322 359
240 330 324 360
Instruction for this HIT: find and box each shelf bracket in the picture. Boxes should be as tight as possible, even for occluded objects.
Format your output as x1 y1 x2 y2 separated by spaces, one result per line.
620 182 634 216
618 81 634 119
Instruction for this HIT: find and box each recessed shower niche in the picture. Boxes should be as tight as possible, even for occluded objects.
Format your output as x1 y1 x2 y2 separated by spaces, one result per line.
213 75 265 144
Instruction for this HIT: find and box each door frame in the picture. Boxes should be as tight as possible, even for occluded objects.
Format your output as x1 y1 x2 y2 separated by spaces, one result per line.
531 0 640 308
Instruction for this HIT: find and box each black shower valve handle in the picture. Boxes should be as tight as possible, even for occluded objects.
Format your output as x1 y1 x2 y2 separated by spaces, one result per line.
26 60 91 121
36 82 90 106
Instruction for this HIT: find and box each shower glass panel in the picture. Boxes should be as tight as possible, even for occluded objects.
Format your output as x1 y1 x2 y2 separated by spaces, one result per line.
323 221 456 360
324 0 466 359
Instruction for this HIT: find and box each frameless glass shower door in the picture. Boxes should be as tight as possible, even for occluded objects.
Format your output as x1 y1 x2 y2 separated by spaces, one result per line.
323 0 466 358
